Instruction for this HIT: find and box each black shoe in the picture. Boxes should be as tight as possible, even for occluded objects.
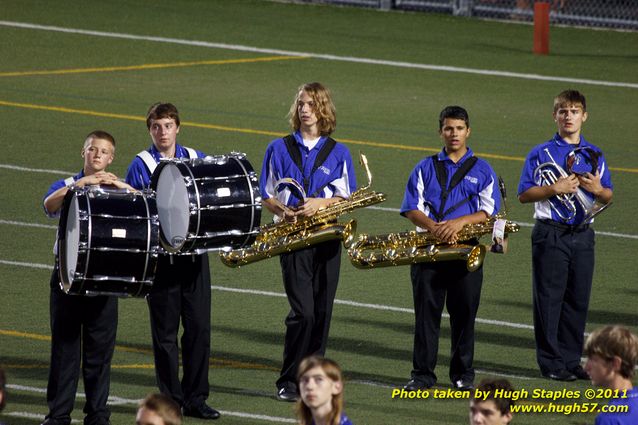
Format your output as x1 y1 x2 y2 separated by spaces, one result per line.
568 365 590 380
182 403 221 420
452 379 474 392
276 382 299 402
542 369 577 381
403 378 433 391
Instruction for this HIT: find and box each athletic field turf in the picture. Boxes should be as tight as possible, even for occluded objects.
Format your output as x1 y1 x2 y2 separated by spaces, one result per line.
1 1 637 424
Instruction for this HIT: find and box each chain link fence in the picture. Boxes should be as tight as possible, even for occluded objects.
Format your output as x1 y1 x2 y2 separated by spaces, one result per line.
288 0 638 30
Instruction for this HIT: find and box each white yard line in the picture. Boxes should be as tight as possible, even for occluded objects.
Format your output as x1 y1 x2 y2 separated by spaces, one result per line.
1 20 637 89
0 259 536 332
6 385 295 423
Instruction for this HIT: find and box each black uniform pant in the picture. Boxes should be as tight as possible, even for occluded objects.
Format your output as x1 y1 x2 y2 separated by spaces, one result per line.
532 220 595 374
45 267 118 425
410 261 483 386
148 254 211 409
277 240 342 387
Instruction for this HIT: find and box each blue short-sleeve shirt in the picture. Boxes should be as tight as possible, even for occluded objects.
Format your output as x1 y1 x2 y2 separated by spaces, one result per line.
42 170 84 218
259 131 356 209
125 143 206 190
595 386 638 425
517 133 613 225
400 147 500 231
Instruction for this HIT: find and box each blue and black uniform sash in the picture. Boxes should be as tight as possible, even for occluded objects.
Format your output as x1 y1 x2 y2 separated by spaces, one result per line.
283 134 337 199
430 154 478 221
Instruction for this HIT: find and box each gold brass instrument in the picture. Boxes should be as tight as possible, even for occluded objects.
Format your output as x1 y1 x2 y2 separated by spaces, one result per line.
534 148 611 222
348 176 519 272
348 214 520 272
219 153 386 267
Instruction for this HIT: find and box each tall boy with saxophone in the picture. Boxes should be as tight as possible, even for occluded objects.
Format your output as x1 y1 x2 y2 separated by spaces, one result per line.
400 106 500 392
259 82 356 401
518 89 613 382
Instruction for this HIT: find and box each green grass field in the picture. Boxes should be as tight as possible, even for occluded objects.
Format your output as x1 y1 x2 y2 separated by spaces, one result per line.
1 1 637 424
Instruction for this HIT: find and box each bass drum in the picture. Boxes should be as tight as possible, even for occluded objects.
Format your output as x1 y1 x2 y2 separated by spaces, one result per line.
58 187 159 297
151 153 261 254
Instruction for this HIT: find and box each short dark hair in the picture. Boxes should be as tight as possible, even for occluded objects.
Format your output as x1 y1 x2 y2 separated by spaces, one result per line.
146 102 180 129
439 105 470 130
473 378 515 416
554 89 587 113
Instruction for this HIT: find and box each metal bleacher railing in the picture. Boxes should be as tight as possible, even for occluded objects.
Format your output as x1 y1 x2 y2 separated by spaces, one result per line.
287 0 638 31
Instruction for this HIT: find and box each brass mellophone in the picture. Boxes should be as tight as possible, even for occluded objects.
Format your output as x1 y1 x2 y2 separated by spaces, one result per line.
219 153 386 267
534 147 611 222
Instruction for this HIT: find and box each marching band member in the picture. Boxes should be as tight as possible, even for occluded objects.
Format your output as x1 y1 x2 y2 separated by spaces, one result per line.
400 106 500 392
260 82 356 401
125 103 219 420
42 131 132 425
135 393 183 425
469 378 515 425
296 356 354 425
518 90 613 381
584 325 638 425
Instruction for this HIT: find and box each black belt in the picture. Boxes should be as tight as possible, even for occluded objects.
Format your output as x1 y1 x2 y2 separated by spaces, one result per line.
537 219 589 232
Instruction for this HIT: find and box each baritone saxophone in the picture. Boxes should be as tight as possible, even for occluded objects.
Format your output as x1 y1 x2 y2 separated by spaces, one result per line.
219 153 386 267
347 215 520 272
348 177 520 272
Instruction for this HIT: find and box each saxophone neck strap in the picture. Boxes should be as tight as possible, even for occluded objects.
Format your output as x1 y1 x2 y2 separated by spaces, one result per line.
283 134 337 197
431 154 478 221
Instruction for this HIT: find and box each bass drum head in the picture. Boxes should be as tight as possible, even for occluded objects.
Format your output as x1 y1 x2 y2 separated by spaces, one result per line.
60 193 80 293
156 163 190 251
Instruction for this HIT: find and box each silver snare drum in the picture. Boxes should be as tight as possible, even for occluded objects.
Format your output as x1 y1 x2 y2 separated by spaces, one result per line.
151 153 262 254
57 186 159 297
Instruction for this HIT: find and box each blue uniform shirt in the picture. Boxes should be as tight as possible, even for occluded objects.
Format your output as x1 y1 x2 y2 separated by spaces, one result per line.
517 133 613 225
595 386 638 425
42 170 84 218
125 143 206 190
260 131 356 210
400 147 500 231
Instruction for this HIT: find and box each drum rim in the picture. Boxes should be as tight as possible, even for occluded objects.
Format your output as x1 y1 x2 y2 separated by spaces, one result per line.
58 187 159 297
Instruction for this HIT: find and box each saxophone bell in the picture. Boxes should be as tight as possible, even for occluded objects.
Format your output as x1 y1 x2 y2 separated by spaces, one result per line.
348 217 519 271
219 153 385 267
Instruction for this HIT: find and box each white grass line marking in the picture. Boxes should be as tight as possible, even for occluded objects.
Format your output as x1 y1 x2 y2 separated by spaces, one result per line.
1 21 637 89
219 411 295 423
6 384 295 423
2 208 636 242
213 285 534 331
0 163 72 175
367 206 638 240
0 219 57 230
0 260 534 330
4 411 81 423
0 260 53 270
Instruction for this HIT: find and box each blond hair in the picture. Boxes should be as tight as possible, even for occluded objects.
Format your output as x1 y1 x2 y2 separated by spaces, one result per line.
288 82 336 136
82 130 116 152
584 325 638 379
138 393 182 425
